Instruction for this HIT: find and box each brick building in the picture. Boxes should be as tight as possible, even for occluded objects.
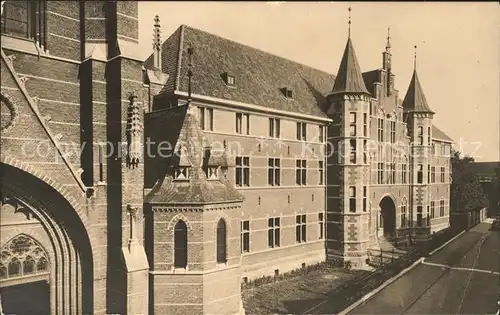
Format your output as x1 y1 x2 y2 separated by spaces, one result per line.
0 1 452 314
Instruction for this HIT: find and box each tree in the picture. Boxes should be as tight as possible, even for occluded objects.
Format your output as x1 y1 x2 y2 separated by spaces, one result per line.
450 150 489 212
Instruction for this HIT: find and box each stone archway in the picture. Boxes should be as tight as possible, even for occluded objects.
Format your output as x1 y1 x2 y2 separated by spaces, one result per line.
0 163 94 314
379 195 397 241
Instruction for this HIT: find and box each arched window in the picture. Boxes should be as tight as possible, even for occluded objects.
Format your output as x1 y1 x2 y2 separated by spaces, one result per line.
37 256 48 272
0 262 7 279
174 220 188 268
8 258 20 277
216 219 227 264
23 255 35 275
401 198 408 228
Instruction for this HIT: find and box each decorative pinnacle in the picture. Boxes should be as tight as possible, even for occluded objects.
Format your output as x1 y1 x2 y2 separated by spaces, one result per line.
414 45 417 70
386 27 391 49
153 15 161 49
348 6 352 38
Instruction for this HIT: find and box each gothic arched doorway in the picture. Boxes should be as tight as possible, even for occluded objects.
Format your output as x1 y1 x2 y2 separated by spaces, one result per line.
379 196 397 241
0 163 94 314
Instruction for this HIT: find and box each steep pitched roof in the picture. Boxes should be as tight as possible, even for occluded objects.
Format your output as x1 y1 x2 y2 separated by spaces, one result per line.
331 38 371 95
144 104 244 205
432 125 453 143
144 25 334 117
402 70 434 113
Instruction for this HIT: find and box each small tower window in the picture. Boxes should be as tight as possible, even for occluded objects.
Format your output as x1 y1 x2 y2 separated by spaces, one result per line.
280 87 293 99
216 219 227 264
206 166 218 180
174 167 190 180
174 220 188 268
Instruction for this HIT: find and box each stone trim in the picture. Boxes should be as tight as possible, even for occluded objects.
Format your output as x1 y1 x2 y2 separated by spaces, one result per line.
1 155 87 225
166 214 194 232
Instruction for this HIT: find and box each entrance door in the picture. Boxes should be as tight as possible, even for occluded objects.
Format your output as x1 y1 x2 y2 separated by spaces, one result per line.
0 281 50 315
379 196 396 240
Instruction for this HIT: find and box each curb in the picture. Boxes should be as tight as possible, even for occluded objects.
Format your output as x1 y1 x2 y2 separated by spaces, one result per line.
337 257 425 315
428 230 466 256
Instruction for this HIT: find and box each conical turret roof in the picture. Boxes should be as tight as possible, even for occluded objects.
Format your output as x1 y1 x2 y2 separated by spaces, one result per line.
402 70 434 113
331 38 370 95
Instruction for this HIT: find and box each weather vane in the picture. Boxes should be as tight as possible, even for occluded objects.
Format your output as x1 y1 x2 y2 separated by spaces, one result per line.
348 6 352 38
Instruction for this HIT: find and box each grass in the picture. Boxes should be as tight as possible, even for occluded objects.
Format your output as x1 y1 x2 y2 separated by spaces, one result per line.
242 264 370 315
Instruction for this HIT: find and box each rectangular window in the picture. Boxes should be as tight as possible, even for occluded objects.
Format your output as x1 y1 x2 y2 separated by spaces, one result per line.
428 127 431 146
350 139 357 164
417 206 423 227
198 107 213 131
441 144 447 156
235 157 250 187
235 113 250 135
318 213 324 239
318 161 324 185
319 125 324 142
268 217 280 248
2 1 47 50
236 113 242 134
428 165 431 184
431 166 436 183
390 121 396 143
349 186 356 212
295 214 307 243
363 113 368 137
402 164 407 184
417 164 423 184
401 204 407 227
378 163 384 184
269 118 280 138
441 167 445 183
391 163 396 184
268 158 281 186
297 122 307 140
431 201 435 219
377 118 384 142
363 140 368 164
349 113 357 136
440 200 445 217
362 186 367 212
418 126 424 145
386 163 392 184
296 160 307 185
241 220 250 253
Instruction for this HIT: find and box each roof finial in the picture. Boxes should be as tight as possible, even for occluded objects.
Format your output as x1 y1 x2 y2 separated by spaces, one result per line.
187 44 194 102
414 45 417 70
153 15 162 70
386 27 391 49
348 6 352 38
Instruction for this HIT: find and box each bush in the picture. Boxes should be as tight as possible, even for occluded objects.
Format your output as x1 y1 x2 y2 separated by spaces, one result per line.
242 261 333 290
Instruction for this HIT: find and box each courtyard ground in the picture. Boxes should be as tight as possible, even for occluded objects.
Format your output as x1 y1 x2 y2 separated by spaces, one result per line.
241 267 370 315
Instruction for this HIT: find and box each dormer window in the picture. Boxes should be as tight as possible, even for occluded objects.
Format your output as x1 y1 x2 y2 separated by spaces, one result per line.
280 87 293 99
174 167 190 180
206 166 219 180
221 72 236 86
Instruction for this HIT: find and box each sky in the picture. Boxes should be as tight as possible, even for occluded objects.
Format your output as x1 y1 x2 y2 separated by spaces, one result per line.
137 2 499 162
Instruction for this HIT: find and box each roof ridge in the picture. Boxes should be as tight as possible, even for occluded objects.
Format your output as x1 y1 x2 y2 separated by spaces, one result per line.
179 24 335 77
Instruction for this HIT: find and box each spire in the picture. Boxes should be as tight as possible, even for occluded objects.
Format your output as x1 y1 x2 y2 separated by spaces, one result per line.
402 52 434 114
331 39 370 95
383 26 392 70
331 6 369 95
153 15 162 70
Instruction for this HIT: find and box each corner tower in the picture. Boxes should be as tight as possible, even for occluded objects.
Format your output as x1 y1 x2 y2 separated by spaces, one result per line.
402 46 435 242
325 7 372 268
